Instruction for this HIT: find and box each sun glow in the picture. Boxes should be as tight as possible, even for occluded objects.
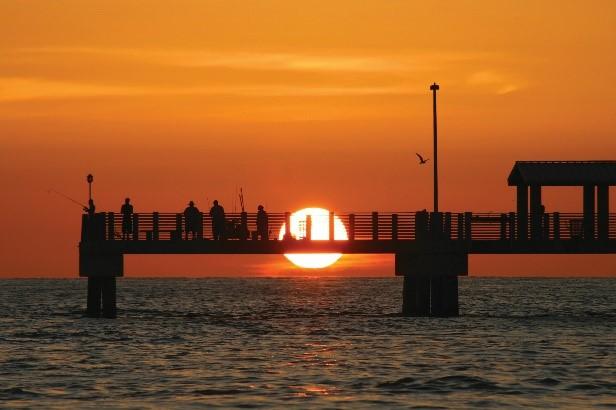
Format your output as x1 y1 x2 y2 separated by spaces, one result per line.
279 208 348 269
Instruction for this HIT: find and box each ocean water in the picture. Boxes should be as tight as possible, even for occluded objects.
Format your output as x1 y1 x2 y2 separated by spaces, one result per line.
0 278 615 409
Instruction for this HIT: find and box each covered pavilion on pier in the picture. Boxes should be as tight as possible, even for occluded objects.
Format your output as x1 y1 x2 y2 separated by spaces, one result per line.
508 161 616 240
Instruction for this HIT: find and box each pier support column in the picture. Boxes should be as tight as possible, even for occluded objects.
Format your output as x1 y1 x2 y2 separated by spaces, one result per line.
516 184 528 240
402 274 430 316
87 278 102 317
101 278 117 318
80 245 123 318
86 277 117 318
396 253 467 317
430 275 459 317
530 184 542 240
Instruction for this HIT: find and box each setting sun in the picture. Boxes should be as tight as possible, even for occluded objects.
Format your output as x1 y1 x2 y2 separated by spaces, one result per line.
278 208 348 269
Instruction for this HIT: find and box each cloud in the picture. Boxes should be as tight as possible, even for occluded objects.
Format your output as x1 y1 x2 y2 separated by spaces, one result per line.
14 47 492 74
0 49 522 101
467 70 523 94
0 77 150 101
156 50 404 73
0 76 426 102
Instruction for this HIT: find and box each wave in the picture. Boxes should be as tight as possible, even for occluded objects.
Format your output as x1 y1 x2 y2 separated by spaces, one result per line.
463 312 616 320
191 388 249 396
0 387 40 399
377 375 502 393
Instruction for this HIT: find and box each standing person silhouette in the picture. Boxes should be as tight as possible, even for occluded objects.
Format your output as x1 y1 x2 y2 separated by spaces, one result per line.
209 200 226 240
121 198 134 240
183 201 201 240
256 204 269 240
82 199 97 240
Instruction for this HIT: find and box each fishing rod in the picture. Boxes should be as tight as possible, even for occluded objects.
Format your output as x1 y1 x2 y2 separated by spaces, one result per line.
239 187 245 212
48 189 87 209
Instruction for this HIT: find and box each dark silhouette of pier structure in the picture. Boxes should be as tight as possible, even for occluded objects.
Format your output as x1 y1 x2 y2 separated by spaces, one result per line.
80 161 616 318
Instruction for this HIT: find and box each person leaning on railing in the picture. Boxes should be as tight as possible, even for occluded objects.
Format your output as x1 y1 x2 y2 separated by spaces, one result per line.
257 205 269 240
184 201 201 240
210 200 226 240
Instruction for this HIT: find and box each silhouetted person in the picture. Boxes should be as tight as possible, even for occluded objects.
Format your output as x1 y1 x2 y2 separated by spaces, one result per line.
210 200 226 240
121 198 134 240
84 199 96 218
256 204 269 240
183 201 201 240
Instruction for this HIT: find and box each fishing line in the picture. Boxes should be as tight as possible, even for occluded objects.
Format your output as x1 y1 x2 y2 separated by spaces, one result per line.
48 189 87 209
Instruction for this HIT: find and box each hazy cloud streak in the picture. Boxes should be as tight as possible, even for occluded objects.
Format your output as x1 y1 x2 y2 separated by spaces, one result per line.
467 70 523 95
0 77 425 101
13 47 496 73
0 48 523 101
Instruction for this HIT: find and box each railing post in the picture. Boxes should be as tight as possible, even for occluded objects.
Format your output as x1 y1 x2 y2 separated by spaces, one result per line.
81 214 88 242
530 184 542 240
329 211 335 240
306 215 312 240
108 212 115 240
598 185 609 240
240 211 248 241
430 212 443 240
92 212 105 242
415 211 429 240
132 214 139 241
198 212 204 240
175 213 182 241
349 214 355 240
508 212 516 240
444 212 451 239
372 212 379 240
464 212 472 241
500 213 507 240
542 213 550 240
284 212 291 240
392 214 398 240
553 212 560 240
457 213 464 240
153 212 159 240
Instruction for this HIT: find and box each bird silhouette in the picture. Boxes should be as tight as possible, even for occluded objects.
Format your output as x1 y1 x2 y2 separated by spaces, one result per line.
416 153 429 164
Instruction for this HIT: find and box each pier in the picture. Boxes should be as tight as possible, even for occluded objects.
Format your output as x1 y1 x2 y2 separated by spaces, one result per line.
79 161 616 318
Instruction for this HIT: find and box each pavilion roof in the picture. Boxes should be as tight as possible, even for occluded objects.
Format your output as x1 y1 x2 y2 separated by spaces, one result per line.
508 161 616 186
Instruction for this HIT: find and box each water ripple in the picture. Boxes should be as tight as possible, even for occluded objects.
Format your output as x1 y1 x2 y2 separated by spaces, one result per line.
0 277 614 408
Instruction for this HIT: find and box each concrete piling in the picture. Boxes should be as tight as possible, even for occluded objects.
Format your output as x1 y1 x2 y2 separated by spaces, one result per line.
86 278 102 317
396 252 467 317
430 275 459 317
101 278 117 318
80 241 122 318
402 274 431 316
86 277 117 318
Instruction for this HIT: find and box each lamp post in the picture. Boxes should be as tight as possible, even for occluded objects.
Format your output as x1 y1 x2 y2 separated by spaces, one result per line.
430 83 439 212
87 174 94 202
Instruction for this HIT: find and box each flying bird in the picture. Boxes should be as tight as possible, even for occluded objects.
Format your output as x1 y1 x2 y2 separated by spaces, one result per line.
416 153 429 165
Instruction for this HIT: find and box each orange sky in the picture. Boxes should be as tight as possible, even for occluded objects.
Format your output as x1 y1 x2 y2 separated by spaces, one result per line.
1 0 615 277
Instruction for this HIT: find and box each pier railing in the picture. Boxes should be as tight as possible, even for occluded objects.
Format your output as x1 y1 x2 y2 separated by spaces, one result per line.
82 211 616 242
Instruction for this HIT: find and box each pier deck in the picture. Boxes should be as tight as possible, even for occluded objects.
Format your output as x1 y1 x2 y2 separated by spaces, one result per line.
78 160 616 318
81 210 616 255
